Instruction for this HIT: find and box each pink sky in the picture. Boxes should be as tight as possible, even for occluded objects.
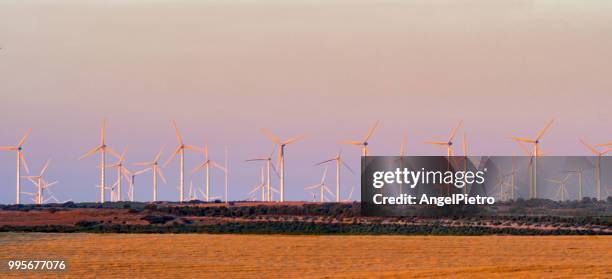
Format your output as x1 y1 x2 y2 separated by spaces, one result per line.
0 1 611 203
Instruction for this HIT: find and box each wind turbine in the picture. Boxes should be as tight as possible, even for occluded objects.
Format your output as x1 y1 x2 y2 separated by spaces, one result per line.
247 167 266 201
80 120 113 203
342 186 355 202
511 120 554 199
0 128 31 204
261 128 305 202
246 148 279 202
564 169 584 200
315 151 354 202
22 179 58 205
580 139 610 200
164 121 199 203
424 121 463 157
546 174 571 201
22 159 51 204
107 147 130 201
192 143 226 202
305 167 333 202
123 167 149 202
341 121 379 156
132 147 167 202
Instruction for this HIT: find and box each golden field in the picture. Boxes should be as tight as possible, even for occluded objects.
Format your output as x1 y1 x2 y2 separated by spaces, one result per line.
0 233 610 278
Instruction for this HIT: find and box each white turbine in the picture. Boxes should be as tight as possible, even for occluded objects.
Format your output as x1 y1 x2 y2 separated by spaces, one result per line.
0 128 31 204
315 151 354 202
192 143 226 202
261 129 305 202
164 121 199 203
305 167 333 202
341 121 379 156
79 120 112 203
132 147 167 202
511 120 554 199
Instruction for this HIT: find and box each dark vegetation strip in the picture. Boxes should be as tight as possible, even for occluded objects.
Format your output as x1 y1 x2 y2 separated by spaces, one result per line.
0 222 609 235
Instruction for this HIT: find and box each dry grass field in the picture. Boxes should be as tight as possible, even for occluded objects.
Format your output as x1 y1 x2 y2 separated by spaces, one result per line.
0 233 610 278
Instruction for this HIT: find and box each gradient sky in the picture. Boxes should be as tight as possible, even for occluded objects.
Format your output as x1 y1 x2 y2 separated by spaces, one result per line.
1 0 611 203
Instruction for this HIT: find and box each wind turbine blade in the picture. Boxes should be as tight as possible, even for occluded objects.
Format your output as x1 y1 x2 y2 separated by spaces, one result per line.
19 152 30 174
17 128 32 147
248 186 261 195
448 120 463 142
131 161 152 166
323 186 335 197
320 167 328 184
107 147 121 160
340 140 363 146
424 141 448 145
340 159 355 174
0 146 17 151
134 168 151 175
596 142 612 147
515 141 531 156
39 159 51 176
270 160 280 178
101 120 106 145
163 146 182 167
462 133 468 156
172 120 184 145
157 167 167 184
261 128 281 144
347 186 355 200
154 146 165 162
210 161 227 173
191 162 207 174
536 119 554 140
184 145 203 152
315 158 335 166
79 146 101 160
246 158 267 162
363 120 380 142
304 184 321 190
283 135 305 145
511 137 536 144
580 139 600 155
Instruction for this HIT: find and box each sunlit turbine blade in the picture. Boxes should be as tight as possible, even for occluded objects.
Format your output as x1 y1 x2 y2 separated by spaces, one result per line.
283 135 305 145
154 147 165 162
246 158 267 162
448 120 463 142
191 161 207 174
163 146 182 167
424 141 448 145
511 137 536 144
536 119 555 140
131 161 153 166
79 145 102 160
19 152 30 174
580 139 600 155
39 159 51 176
172 120 184 145
363 120 380 142
340 140 363 146
184 145 202 152
261 128 281 144
515 141 531 156
248 186 261 195
157 167 167 184
0 146 18 151
101 120 106 145
17 128 32 147
596 142 612 147
134 168 151 176
106 147 121 160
